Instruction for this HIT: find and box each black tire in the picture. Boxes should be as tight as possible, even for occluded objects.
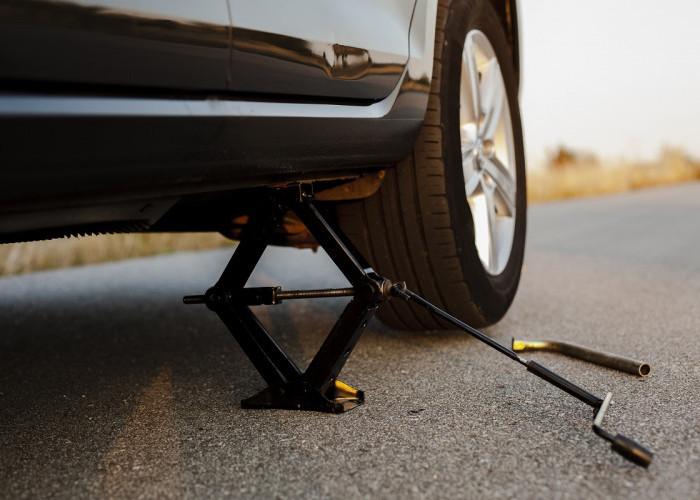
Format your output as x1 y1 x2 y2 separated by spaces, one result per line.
335 0 526 330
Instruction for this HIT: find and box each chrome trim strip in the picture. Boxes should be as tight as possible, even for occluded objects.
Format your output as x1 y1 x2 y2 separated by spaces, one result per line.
0 72 404 119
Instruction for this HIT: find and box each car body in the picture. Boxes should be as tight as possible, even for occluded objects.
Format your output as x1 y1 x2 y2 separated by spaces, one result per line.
0 0 518 239
0 0 525 329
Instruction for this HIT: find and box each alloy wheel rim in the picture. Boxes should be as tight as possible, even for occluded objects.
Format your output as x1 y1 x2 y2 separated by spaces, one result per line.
459 29 517 276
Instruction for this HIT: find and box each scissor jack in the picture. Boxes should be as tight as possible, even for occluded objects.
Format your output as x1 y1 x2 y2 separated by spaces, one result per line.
184 185 653 467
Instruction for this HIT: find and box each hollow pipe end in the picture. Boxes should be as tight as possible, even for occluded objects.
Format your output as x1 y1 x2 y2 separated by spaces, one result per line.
638 363 652 377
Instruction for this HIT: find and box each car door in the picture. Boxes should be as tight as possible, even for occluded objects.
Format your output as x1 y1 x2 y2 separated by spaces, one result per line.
0 0 231 92
229 0 415 101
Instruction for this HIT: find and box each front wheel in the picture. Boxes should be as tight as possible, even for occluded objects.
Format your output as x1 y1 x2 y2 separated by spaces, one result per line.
336 0 526 330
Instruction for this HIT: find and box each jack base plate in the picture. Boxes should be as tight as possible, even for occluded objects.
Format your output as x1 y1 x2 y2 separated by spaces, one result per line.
241 380 364 414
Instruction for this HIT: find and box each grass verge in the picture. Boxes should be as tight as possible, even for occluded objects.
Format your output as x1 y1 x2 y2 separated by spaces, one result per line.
528 147 700 202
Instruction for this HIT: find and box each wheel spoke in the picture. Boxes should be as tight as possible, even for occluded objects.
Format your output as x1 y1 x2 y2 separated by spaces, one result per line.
460 77 478 126
462 38 481 123
462 146 475 162
461 124 477 160
482 156 516 216
480 61 505 141
482 183 499 273
465 170 481 196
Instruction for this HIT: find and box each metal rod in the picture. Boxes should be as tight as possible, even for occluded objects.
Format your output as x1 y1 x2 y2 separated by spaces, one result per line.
594 392 614 428
393 286 602 408
526 360 603 408
392 284 653 466
392 286 526 364
512 339 651 377
277 288 355 300
592 392 654 467
183 295 206 305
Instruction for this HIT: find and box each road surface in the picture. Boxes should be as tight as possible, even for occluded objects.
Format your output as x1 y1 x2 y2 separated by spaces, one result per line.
1 182 699 498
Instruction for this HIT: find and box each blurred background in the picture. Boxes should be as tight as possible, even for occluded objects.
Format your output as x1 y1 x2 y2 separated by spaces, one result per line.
522 0 700 165
521 0 700 200
2 0 700 275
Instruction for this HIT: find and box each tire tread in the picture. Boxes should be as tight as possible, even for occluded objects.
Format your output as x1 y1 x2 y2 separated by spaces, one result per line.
335 0 522 330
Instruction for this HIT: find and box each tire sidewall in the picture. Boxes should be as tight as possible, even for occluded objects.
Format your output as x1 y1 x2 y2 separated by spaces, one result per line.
440 0 527 321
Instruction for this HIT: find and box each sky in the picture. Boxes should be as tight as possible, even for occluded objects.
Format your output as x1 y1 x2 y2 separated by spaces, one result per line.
519 0 700 166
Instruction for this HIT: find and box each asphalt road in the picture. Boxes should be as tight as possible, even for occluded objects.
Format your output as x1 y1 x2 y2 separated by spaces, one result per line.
1 182 699 499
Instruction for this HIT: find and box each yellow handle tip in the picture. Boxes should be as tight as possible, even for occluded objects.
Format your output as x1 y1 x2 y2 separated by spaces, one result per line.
512 340 526 351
